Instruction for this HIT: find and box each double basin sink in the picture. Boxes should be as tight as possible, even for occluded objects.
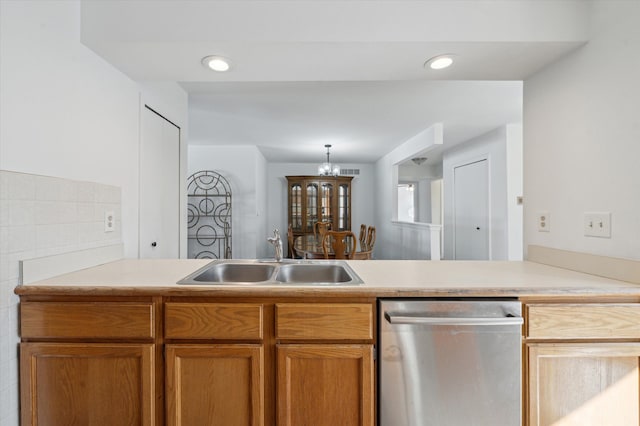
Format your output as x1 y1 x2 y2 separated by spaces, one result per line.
178 259 363 286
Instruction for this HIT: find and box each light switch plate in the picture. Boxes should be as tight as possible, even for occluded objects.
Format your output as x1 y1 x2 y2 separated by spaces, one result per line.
584 212 611 238
537 211 550 232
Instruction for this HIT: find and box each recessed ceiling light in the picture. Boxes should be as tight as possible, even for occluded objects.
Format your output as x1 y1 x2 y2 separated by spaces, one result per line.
202 55 231 72
424 54 455 70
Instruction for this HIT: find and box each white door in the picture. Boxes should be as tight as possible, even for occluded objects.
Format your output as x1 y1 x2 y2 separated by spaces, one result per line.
453 159 489 260
139 106 180 258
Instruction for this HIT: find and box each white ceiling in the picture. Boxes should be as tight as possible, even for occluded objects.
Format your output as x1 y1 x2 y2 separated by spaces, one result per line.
80 0 589 163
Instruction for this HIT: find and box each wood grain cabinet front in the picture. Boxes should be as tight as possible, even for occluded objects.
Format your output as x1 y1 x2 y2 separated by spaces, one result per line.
20 342 155 426
164 302 266 426
165 344 264 426
276 303 375 426
18 296 376 426
19 300 159 426
277 344 374 426
525 302 640 426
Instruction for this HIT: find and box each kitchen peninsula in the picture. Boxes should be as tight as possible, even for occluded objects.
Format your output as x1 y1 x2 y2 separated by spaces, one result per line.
16 251 640 425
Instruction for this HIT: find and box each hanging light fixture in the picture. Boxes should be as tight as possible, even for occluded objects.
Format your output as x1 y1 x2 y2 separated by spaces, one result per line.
318 144 340 176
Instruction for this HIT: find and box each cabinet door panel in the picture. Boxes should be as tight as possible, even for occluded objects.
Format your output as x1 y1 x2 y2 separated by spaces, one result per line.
276 303 373 340
528 343 640 426
165 303 263 340
166 344 264 426
527 303 640 339
277 344 373 426
21 302 154 339
20 343 155 426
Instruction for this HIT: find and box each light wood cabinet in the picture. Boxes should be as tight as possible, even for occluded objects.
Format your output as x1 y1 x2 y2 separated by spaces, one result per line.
20 342 155 425
164 302 266 426
275 303 375 426
165 344 264 426
527 342 640 426
524 302 640 426
286 175 353 240
277 344 374 426
19 299 158 425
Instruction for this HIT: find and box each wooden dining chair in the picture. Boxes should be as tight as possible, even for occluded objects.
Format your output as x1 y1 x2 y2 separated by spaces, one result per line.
366 226 376 248
287 224 302 259
358 224 367 245
314 221 332 238
322 230 357 259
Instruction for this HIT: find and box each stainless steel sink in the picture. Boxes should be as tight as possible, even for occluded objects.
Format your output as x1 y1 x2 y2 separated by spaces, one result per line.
275 264 353 283
189 263 277 284
177 260 363 286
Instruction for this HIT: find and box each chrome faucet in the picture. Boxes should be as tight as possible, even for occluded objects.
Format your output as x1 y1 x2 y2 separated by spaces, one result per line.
267 228 283 262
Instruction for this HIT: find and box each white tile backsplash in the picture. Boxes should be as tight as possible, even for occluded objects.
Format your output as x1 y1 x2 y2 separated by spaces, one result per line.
0 170 123 426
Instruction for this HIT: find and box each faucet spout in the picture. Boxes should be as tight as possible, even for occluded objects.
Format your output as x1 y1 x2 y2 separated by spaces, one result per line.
267 229 283 262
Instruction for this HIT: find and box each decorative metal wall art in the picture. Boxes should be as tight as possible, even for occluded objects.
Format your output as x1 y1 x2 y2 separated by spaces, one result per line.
187 171 232 259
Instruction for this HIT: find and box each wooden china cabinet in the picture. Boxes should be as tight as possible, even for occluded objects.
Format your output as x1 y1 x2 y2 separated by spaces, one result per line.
286 176 353 239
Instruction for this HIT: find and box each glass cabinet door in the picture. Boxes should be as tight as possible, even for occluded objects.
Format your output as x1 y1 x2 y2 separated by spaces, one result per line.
320 183 333 224
305 183 318 234
338 183 350 230
289 183 302 231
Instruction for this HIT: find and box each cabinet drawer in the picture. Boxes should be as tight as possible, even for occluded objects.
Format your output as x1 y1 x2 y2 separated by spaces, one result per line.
21 302 155 339
165 303 263 340
276 303 373 341
527 304 640 339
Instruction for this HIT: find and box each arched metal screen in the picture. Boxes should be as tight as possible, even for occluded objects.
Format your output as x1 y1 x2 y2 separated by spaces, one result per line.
187 171 232 259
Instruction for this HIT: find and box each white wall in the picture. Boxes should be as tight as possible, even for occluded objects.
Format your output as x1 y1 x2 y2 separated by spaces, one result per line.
266 162 375 255
188 145 268 259
524 0 640 260
0 2 188 423
0 1 188 260
442 125 522 260
374 124 443 259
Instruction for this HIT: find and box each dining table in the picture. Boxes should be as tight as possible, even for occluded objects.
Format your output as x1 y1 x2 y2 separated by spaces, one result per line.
293 234 373 259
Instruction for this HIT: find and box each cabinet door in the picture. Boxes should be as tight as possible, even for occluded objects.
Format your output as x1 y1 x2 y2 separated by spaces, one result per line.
289 181 303 232
277 344 373 426
20 343 155 426
528 343 640 426
337 182 351 231
166 344 264 426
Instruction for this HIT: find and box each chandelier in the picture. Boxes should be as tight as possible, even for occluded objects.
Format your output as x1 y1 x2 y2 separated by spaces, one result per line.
318 144 340 176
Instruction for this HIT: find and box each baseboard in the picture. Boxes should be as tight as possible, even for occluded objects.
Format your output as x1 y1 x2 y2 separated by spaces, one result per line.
20 244 124 285
527 245 640 285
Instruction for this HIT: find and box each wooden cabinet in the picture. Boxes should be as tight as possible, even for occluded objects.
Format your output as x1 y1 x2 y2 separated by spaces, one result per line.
275 303 375 426
277 344 373 426
21 343 155 426
524 302 640 426
165 344 264 426
286 176 353 239
19 300 157 425
18 295 376 426
164 302 266 426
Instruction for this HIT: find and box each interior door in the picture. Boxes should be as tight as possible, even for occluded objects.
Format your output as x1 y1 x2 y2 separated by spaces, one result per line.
139 106 180 258
453 159 489 260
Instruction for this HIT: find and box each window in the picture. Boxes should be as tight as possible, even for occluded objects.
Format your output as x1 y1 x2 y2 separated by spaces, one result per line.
397 183 417 222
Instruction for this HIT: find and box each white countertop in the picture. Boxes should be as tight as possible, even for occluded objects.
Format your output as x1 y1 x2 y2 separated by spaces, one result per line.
15 258 640 298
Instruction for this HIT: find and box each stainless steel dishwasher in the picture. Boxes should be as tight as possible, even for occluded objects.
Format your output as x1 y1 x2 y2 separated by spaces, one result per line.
379 299 523 426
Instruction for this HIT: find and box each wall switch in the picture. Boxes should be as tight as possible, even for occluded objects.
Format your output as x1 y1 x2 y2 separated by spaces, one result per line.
584 212 611 238
104 210 115 233
537 211 550 232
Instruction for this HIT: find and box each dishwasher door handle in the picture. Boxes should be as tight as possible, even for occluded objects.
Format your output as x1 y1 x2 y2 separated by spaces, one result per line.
384 313 524 326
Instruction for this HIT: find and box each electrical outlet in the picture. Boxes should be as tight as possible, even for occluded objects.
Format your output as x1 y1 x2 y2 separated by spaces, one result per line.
537 211 550 232
104 211 115 233
584 212 611 238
